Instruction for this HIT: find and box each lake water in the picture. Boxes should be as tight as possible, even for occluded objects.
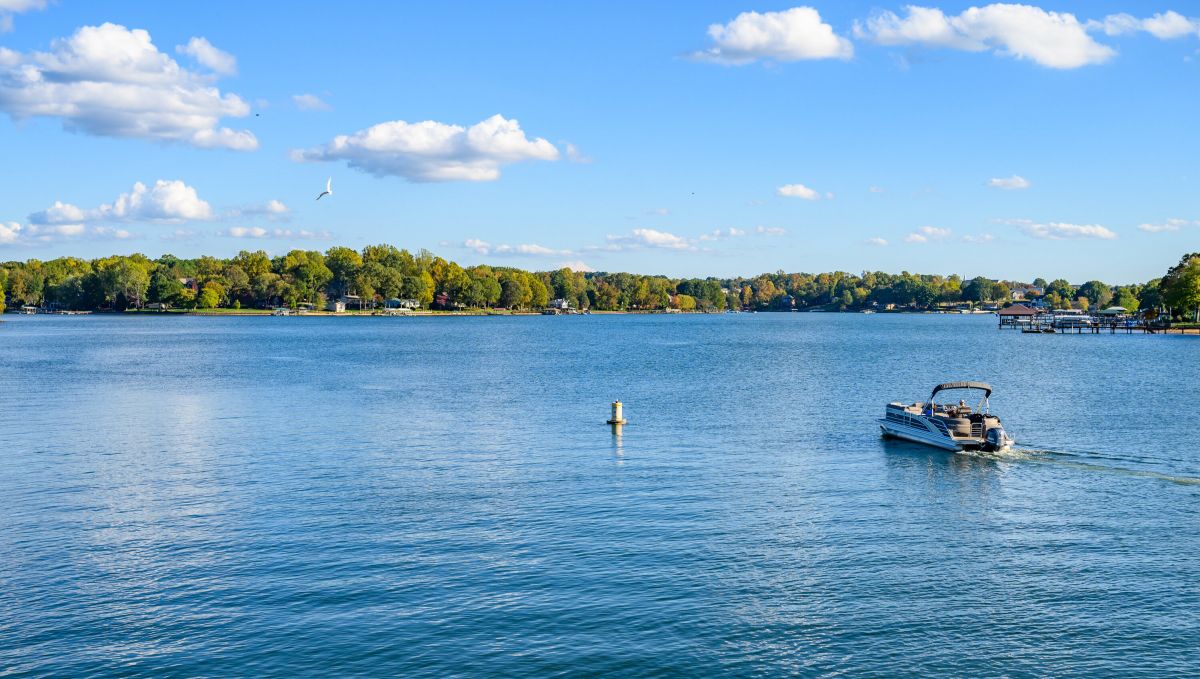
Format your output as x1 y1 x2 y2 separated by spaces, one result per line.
2 313 1198 677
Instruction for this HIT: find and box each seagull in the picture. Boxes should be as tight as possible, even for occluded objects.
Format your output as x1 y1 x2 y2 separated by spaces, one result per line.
316 177 332 201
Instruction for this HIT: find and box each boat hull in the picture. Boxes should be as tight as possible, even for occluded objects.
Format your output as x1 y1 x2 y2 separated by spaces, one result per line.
879 421 961 451
879 421 1013 453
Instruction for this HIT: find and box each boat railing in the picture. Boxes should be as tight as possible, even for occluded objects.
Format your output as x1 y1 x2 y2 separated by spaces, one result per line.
926 417 952 438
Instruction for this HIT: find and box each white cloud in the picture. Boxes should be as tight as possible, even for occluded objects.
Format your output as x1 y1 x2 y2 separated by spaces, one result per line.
905 226 952 243
292 93 331 111
467 224 789 259
962 233 996 243
30 180 213 225
1089 11 1200 40
463 238 573 257
292 114 559 182
0 23 256 149
600 228 697 252
855 4 1115 69
512 244 569 256
175 37 237 75
0 0 47 33
988 174 1031 190
777 183 822 200
869 185 886 193
0 220 22 243
698 227 747 241
221 227 330 240
558 260 594 272
695 7 853 64
564 142 591 163
227 199 291 221
0 221 134 246
463 238 490 253
1138 218 1193 233
645 208 670 216
1009 219 1117 240
30 201 86 224
867 237 889 246
0 1 51 11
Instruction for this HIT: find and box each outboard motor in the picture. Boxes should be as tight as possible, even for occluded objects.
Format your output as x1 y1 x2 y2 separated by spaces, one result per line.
984 427 1011 452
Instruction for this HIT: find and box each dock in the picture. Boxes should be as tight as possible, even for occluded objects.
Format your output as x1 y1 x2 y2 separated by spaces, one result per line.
998 305 1171 335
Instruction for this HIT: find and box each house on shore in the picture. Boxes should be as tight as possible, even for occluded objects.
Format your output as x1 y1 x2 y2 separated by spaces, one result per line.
326 294 367 313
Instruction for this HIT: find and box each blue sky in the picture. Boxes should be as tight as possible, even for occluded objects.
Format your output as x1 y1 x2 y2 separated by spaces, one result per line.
0 1 1197 283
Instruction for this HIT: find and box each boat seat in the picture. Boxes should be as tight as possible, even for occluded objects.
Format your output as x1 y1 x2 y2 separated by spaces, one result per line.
945 417 972 435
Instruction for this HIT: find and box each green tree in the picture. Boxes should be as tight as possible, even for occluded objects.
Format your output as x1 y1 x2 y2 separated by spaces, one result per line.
233 250 272 279
1077 280 1113 308
325 246 363 297
992 282 1011 302
1045 278 1074 300
1138 278 1164 313
528 275 549 309
223 265 251 304
961 276 992 303
1112 286 1140 312
149 268 185 306
6 266 44 306
95 256 151 309
198 281 224 309
366 263 403 300
499 271 531 309
282 250 332 303
1161 254 1200 321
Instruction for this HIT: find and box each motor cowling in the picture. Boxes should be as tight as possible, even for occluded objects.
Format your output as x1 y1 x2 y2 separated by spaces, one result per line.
984 427 1010 452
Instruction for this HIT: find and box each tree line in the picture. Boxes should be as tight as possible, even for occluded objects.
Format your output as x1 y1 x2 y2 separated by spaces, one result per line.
1 247 1198 320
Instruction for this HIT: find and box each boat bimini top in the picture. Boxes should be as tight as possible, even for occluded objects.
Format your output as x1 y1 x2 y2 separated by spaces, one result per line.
930 381 992 398
929 381 994 413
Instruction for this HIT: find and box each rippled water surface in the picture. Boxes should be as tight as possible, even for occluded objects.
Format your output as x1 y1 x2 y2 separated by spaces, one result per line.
2 313 1198 677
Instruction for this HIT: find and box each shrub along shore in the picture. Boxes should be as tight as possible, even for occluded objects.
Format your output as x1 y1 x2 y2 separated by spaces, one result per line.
2 247 1198 320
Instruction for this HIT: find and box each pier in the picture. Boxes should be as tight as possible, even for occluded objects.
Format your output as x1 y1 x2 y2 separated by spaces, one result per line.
998 304 1172 335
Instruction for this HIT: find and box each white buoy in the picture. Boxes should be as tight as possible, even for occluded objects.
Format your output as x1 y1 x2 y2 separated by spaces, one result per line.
607 400 627 425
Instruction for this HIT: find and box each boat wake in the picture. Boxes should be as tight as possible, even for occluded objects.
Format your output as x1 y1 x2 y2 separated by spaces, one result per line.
987 444 1200 486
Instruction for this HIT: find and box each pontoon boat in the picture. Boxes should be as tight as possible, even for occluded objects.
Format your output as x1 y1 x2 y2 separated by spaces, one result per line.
880 381 1014 452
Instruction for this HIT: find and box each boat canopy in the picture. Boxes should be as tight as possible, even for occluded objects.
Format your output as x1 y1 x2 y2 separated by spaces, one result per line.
930 381 992 399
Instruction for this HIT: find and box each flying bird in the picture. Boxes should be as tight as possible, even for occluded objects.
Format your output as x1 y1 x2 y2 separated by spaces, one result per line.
316 177 332 201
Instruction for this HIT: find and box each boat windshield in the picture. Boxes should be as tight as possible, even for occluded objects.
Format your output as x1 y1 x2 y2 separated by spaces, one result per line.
926 383 992 415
